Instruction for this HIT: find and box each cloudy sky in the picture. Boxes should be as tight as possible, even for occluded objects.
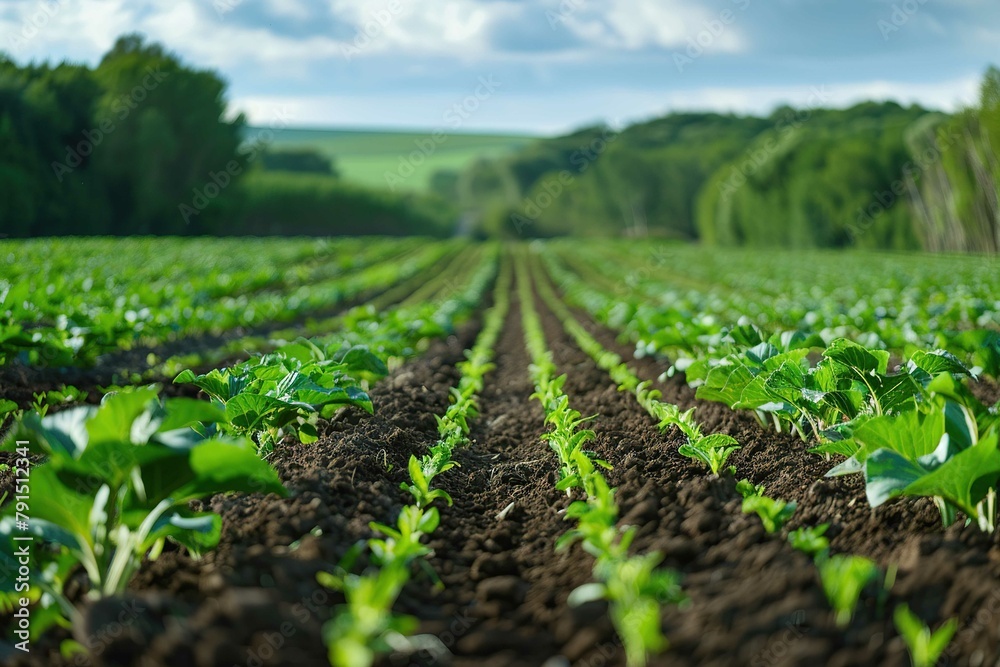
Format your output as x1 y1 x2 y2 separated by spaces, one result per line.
2 0 997 134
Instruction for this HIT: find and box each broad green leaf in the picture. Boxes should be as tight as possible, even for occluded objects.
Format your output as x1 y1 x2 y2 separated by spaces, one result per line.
7 466 93 550
697 361 755 407
810 439 862 459
824 338 890 375
298 422 319 444
158 399 226 432
338 346 389 377
908 350 970 379
225 393 284 432
144 511 222 553
87 387 160 445
903 432 1000 518
176 439 288 501
864 447 931 507
6 407 96 458
851 409 945 464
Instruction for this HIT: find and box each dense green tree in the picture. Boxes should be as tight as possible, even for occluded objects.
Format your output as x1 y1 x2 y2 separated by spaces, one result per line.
91 34 245 235
260 148 337 176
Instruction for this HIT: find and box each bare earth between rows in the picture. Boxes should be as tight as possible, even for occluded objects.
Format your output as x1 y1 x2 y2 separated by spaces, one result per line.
3 269 999 667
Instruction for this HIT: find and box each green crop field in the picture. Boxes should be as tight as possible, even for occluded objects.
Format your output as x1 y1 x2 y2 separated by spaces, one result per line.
5 7 1000 667
246 126 536 191
2 237 999 667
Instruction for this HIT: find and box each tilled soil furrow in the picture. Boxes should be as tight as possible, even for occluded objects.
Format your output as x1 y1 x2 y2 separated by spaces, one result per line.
8 258 999 667
393 278 612 667
0 251 447 413
545 282 1000 666
8 325 479 667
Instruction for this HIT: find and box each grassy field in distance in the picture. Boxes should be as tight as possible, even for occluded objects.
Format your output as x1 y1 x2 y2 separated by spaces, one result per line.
245 126 536 192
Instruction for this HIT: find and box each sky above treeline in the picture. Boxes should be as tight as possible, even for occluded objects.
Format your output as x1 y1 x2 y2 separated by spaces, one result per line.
3 0 997 134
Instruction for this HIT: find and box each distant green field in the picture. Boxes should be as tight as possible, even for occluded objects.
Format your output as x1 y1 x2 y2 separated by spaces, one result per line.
245 127 536 192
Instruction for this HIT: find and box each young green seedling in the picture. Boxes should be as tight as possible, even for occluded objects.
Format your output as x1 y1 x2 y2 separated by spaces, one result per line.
736 478 766 499
400 455 454 509
893 604 958 667
0 388 286 634
678 434 740 476
741 495 797 533
816 554 879 628
787 524 830 557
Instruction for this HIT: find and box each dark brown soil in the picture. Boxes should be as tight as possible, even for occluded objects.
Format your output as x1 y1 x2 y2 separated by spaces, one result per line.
3 265 999 667
0 258 443 425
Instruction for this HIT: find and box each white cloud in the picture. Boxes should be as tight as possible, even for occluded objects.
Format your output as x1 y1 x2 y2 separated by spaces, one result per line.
1 0 136 63
325 0 520 59
231 76 982 134
563 0 747 53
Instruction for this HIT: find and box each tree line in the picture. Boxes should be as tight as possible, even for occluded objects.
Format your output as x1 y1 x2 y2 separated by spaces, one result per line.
0 35 452 238
444 69 1000 252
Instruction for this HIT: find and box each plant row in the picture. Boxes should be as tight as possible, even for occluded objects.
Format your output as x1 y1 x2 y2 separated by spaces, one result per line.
515 252 684 667
533 248 964 664
0 238 459 368
320 259 513 667
542 247 1000 535
550 241 1000 379
0 246 501 659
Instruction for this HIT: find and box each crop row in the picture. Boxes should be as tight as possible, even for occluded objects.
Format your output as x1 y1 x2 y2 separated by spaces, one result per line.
515 251 685 667
320 258 512 667
542 244 1000 535
532 249 966 665
0 244 501 658
550 241 1000 378
0 238 459 368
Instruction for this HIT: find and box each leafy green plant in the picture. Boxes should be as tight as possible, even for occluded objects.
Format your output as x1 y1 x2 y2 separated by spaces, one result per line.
400 454 454 509
816 554 879 628
827 374 1000 531
556 450 685 667
787 523 830 556
319 561 417 667
29 385 89 417
741 495 797 533
1 398 19 421
893 604 958 667
678 434 740 476
176 340 384 453
736 478 766 499
0 388 286 631
695 339 964 441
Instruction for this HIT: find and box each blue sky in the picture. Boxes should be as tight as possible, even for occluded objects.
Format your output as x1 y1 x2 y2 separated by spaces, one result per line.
2 0 997 134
